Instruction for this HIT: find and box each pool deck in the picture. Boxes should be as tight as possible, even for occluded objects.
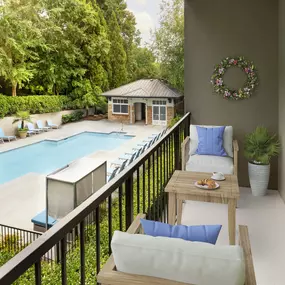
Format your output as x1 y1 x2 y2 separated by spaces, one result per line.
0 120 163 230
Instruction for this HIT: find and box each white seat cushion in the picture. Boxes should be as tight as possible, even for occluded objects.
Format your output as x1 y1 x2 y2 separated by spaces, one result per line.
190 125 233 157
186 154 234 174
112 231 245 285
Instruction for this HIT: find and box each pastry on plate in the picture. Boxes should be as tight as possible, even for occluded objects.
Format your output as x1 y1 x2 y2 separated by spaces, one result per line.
197 179 216 189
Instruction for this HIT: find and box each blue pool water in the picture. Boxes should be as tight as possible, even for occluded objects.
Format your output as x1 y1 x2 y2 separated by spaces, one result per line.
0 132 132 185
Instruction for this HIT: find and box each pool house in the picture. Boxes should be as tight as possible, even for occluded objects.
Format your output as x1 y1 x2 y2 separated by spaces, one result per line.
102 79 184 126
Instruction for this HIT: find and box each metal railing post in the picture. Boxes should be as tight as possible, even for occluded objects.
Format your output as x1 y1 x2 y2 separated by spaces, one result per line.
125 175 134 229
174 128 181 170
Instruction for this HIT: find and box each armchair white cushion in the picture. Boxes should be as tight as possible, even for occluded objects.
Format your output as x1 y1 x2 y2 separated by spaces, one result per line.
186 155 234 174
111 230 246 285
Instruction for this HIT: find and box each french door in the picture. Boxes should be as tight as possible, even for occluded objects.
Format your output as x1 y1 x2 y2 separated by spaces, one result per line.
152 100 167 126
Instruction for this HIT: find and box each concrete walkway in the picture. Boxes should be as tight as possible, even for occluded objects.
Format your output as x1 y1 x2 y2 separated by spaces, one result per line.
0 120 163 230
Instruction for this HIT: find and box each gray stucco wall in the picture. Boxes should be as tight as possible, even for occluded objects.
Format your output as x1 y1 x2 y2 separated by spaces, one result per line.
185 0 279 188
279 0 285 199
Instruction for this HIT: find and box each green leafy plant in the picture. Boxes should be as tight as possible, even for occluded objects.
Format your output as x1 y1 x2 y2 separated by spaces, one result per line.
244 126 280 165
169 115 182 128
62 111 84 124
12 111 32 130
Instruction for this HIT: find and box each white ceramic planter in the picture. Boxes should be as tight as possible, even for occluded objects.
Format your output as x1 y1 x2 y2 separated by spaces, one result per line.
248 162 270 196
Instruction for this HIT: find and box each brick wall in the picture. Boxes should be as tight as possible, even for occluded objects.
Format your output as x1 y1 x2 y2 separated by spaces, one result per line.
107 104 130 123
147 106 152 125
167 106 174 126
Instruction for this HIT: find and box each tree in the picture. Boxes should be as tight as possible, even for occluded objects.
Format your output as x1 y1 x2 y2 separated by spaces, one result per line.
108 11 127 88
131 46 160 81
0 0 44 96
31 0 110 97
152 0 184 91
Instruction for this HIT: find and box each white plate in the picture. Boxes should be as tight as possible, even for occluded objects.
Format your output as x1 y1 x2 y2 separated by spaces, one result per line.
194 181 220 190
211 176 225 181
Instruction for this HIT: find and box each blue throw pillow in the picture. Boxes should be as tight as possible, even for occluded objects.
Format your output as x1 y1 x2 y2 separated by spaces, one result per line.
140 219 222 245
196 126 227 156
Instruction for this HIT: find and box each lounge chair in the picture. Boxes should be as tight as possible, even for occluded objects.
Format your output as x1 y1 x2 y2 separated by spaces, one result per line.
111 151 137 168
0 138 4 144
107 167 119 182
27 123 42 134
47 119 59 129
37 120 51 132
0 128 17 142
135 138 155 150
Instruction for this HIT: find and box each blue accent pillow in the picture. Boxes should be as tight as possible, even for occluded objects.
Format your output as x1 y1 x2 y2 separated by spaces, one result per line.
140 219 222 245
196 126 227 156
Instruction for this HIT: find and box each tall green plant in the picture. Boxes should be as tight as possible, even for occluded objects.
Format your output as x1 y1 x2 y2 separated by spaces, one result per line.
244 126 280 165
12 111 32 130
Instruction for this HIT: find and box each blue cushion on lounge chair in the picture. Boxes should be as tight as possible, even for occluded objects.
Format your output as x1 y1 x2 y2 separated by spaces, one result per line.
140 219 222 245
31 210 57 228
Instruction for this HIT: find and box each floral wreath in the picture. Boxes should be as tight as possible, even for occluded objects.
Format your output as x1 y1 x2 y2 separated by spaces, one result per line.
211 56 258 100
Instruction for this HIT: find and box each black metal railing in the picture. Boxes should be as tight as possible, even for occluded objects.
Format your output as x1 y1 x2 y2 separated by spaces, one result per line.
0 112 191 285
0 225 42 254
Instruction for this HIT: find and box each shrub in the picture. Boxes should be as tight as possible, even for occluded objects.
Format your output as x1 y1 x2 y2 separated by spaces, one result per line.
0 94 9 118
169 114 182 128
62 110 84 124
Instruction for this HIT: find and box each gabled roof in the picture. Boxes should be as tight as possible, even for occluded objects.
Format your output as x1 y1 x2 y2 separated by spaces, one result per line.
101 79 183 99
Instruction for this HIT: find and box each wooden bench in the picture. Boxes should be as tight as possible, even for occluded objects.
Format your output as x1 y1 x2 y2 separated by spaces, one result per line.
98 213 256 285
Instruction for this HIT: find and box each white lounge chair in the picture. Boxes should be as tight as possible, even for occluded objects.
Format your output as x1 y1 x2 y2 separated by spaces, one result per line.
37 120 51 132
27 123 42 134
0 128 17 142
0 138 4 144
47 119 59 129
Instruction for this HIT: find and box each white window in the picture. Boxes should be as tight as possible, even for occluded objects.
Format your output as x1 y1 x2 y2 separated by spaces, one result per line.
113 99 129 114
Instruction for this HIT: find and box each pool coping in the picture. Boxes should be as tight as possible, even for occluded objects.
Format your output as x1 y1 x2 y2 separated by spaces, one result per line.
0 131 135 155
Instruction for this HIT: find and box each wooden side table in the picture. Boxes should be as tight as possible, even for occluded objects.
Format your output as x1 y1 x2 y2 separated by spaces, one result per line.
165 171 240 245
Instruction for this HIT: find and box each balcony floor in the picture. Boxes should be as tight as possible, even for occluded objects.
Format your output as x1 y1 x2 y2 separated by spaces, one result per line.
181 187 285 285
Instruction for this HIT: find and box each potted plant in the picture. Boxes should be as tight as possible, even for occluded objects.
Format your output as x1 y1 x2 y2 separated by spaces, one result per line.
12 111 32 139
244 126 280 196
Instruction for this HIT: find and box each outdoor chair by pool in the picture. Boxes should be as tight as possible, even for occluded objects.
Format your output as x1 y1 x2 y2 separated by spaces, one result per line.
27 123 42 134
0 138 4 144
47 119 59 129
0 128 17 142
37 120 51 132
107 167 119 182
111 151 137 168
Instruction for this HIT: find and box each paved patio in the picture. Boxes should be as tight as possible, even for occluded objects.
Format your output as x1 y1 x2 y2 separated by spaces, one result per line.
182 188 285 285
0 120 163 230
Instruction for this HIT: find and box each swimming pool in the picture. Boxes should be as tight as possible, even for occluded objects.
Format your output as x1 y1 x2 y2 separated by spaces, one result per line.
0 132 132 185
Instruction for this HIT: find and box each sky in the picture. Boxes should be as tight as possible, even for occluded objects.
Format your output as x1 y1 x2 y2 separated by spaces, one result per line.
125 0 163 46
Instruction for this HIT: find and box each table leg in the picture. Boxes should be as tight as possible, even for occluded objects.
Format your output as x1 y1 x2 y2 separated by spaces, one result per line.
228 198 236 245
168 193 176 225
177 199 183 225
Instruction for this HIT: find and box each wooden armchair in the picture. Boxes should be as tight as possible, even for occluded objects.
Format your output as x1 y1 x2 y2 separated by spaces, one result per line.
97 214 256 285
181 136 239 176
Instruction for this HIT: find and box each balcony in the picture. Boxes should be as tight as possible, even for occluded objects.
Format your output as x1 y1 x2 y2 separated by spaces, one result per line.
0 112 284 285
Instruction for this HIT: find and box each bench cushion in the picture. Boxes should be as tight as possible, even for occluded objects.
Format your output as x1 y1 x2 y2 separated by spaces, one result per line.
190 125 233 157
140 219 222 244
112 231 245 285
186 155 234 174
31 210 57 228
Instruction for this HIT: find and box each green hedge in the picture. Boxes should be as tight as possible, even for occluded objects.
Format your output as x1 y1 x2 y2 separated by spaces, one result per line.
0 95 84 118
62 110 85 124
